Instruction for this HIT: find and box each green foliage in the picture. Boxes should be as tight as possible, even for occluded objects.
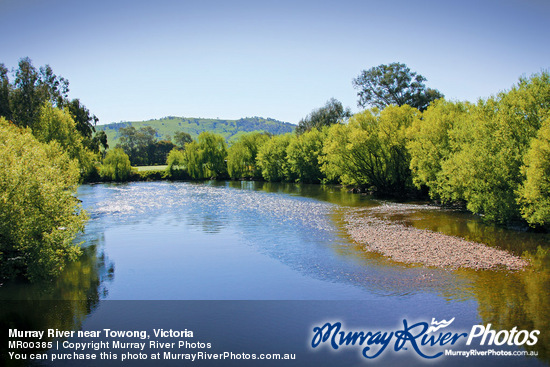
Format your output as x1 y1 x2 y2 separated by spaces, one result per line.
408 72 550 223
183 132 227 179
227 132 270 179
256 134 293 182
408 99 471 194
353 62 443 111
295 98 351 135
116 126 157 165
0 58 104 181
151 140 176 165
66 98 97 139
517 118 550 227
322 105 418 195
91 130 108 156
34 103 98 179
286 128 326 183
166 148 186 179
116 126 176 166
66 98 102 153
183 141 202 179
0 117 86 281
456 73 548 222
0 64 10 120
173 131 193 150
7 58 69 129
100 148 132 181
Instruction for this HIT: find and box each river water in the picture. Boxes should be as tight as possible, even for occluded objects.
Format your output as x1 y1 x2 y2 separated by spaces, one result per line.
1 181 549 366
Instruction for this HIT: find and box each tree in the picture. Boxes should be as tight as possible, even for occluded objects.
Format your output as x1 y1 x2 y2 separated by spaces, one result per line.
0 58 103 179
183 141 203 179
183 132 227 179
407 99 472 194
257 134 293 182
174 131 193 150
166 148 186 179
0 63 11 120
91 130 109 156
66 98 98 140
150 140 176 165
227 132 270 179
34 103 98 179
197 132 227 179
419 72 550 223
99 148 132 181
9 57 69 129
286 128 326 183
322 105 419 196
0 117 87 281
517 118 550 227
353 62 443 111
116 126 158 165
295 98 351 135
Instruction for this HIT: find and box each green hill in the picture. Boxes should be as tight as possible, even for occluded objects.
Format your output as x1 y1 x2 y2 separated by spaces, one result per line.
96 116 295 147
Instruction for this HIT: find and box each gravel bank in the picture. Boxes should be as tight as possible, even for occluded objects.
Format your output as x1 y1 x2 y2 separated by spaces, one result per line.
345 210 529 271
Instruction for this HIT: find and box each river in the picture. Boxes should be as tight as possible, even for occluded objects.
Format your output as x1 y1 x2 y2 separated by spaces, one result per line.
1 181 548 366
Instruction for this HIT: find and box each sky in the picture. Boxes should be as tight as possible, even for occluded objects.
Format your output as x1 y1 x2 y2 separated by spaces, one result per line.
1 0 549 125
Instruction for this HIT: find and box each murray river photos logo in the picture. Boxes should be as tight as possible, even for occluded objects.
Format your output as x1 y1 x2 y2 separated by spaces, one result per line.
310 318 540 359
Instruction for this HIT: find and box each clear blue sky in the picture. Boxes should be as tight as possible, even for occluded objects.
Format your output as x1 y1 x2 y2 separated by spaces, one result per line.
1 0 549 125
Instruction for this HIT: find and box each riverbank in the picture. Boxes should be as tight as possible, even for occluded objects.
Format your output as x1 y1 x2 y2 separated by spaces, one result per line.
345 206 530 271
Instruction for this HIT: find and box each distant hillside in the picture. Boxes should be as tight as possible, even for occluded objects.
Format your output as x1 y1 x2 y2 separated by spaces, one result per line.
96 116 295 147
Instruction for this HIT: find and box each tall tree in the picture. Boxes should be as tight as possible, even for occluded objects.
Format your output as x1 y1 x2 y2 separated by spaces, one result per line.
0 63 11 120
10 57 69 128
353 62 443 111
66 98 98 140
174 131 193 150
117 126 158 165
296 98 351 135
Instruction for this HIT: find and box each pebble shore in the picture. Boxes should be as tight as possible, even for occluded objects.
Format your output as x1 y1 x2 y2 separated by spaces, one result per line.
345 209 530 271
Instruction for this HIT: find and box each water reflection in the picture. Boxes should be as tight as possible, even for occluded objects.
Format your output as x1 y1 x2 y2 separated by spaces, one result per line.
1 181 548 364
0 232 114 366
461 249 550 364
340 200 550 363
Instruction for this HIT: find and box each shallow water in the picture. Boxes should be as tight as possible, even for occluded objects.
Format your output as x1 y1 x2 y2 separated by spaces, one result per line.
1 181 549 365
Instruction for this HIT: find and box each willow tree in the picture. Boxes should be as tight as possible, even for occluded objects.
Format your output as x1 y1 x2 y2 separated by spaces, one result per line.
517 118 550 227
429 72 550 223
256 134 293 182
227 132 270 179
322 105 419 196
407 99 472 196
286 128 326 183
184 132 227 179
100 148 132 181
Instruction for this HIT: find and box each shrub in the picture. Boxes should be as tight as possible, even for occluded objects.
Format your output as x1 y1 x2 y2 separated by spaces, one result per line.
0 117 87 281
100 148 132 181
